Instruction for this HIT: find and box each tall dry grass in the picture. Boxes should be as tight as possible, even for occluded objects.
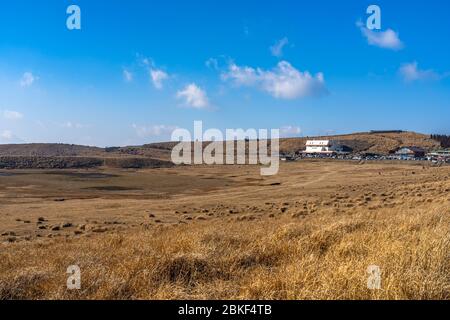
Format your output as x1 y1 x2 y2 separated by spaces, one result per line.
0 202 448 300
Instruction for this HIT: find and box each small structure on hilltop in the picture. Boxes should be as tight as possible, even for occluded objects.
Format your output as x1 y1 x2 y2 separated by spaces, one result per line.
394 146 426 159
304 140 346 154
370 130 404 134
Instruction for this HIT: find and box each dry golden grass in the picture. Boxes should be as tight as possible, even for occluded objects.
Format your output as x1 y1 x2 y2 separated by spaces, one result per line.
0 161 449 300
0 201 448 300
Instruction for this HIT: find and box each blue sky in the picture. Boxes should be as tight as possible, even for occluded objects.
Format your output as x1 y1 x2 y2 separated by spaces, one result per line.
1 0 449 146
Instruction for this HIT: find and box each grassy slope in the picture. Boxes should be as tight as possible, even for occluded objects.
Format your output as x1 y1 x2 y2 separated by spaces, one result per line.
0 132 441 161
279 131 440 154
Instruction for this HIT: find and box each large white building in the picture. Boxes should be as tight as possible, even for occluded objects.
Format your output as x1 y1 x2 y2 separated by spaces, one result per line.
305 140 343 154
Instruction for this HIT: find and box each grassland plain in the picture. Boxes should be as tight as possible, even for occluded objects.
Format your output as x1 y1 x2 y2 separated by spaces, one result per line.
0 160 449 299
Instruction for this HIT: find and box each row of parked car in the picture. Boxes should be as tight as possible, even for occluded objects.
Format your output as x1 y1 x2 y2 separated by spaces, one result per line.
280 153 450 164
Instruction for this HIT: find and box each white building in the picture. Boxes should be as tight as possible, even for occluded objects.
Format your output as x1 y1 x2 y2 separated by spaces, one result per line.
305 140 343 154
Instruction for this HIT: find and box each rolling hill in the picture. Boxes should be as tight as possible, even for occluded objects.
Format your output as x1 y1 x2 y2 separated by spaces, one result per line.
0 131 442 169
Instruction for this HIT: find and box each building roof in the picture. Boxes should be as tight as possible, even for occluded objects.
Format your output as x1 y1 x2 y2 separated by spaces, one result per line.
429 149 450 155
395 146 426 153
306 140 331 146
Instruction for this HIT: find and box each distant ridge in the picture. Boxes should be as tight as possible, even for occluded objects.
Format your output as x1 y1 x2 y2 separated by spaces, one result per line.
0 143 105 157
0 131 442 162
369 130 404 134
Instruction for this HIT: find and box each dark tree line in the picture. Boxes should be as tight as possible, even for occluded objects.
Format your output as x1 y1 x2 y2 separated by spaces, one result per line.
431 134 450 148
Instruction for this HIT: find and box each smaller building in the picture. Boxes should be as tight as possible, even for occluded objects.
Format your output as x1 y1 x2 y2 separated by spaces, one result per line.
427 149 450 161
395 146 426 158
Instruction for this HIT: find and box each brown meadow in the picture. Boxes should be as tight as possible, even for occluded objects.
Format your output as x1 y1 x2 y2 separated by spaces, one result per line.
0 160 449 299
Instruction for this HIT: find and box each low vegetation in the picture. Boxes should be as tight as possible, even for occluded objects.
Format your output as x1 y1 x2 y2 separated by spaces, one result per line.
0 161 448 300
0 199 448 299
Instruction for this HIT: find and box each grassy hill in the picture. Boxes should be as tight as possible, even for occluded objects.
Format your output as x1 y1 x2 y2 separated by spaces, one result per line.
279 131 440 155
0 143 106 157
0 131 442 168
133 131 441 158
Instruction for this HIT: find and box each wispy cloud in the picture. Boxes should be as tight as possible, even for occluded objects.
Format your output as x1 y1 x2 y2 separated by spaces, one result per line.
150 69 169 90
398 61 450 83
0 130 13 140
2 110 23 120
0 130 24 144
132 54 170 89
60 121 85 129
123 69 133 82
205 55 230 71
399 62 437 82
132 124 178 138
20 72 37 87
176 83 210 108
357 21 403 50
280 125 301 137
205 58 219 70
136 53 152 67
270 37 289 57
222 61 327 99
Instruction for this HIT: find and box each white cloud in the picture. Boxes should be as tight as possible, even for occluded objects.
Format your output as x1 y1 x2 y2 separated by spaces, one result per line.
132 124 178 138
61 121 84 129
399 62 443 82
2 110 23 120
20 72 37 87
222 61 327 99
270 37 289 57
358 22 403 50
134 55 170 89
150 69 169 89
280 125 301 137
1 130 13 140
176 83 210 108
222 64 259 86
123 69 133 82
0 130 24 144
